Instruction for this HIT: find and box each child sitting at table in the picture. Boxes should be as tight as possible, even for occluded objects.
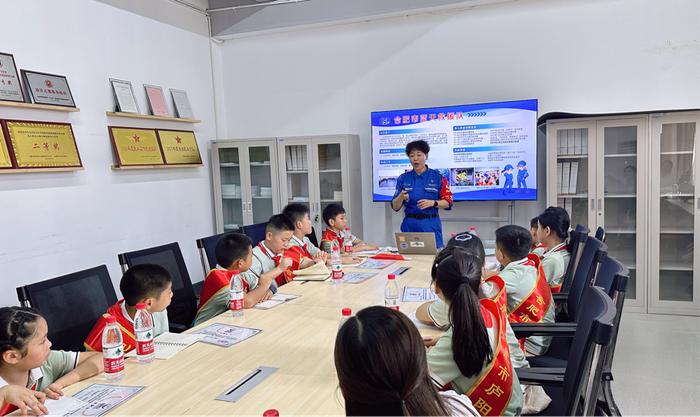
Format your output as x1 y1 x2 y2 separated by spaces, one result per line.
530 216 547 257
320 203 377 253
282 203 328 264
535 207 571 293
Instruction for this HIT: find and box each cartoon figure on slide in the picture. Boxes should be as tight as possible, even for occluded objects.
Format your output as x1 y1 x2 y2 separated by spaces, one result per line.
517 160 529 190
502 164 514 194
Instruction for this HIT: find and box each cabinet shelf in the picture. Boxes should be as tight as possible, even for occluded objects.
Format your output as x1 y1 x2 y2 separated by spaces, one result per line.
604 194 636 198
660 193 694 198
659 262 694 271
660 151 693 155
252 196 273 199
222 196 242 200
558 193 588 198
606 229 636 234
660 228 695 234
319 169 342 173
320 199 342 202
288 197 309 202
605 153 637 158
220 163 240 167
287 170 308 174
557 154 588 159
250 162 271 166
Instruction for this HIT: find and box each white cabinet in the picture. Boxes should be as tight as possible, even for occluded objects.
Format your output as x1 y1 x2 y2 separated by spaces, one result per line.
547 117 649 313
211 135 363 242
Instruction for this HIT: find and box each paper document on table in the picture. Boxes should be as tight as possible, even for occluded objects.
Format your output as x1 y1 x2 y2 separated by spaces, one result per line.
194 323 261 347
44 396 88 416
402 287 437 302
342 272 376 284
353 249 379 256
292 262 330 276
355 259 394 269
124 332 205 359
255 293 300 309
54 384 144 417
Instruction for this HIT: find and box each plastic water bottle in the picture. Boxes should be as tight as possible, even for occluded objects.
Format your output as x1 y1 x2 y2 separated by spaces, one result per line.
343 227 353 253
331 245 343 285
102 315 125 381
134 303 154 364
339 307 352 329
229 269 244 317
469 226 478 236
384 274 399 310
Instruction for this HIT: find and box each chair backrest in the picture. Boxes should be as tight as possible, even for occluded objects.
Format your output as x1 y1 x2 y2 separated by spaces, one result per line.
563 286 616 416
601 269 629 374
16 265 117 351
594 226 606 242
567 237 607 321
306 226 319 248
563 225 589 292
592 253 627 296
118 242 196 329
196 231 240 274
242 222 268 247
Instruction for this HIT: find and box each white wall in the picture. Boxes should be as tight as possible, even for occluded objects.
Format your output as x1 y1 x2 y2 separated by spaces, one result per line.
0 0 217 306
217 0 700 245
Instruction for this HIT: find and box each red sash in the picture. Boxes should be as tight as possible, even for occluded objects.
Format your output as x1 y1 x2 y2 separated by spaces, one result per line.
0 382 38 415
465 299 514 417
289 236 313 259
483 276 508 316
507 254 553 350
321 228 343 250
258 243 296 287
544 243 569 293
83 301 136 353
197 269 250 313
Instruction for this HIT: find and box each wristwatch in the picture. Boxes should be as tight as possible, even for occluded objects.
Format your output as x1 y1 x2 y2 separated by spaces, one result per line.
433 200 438 208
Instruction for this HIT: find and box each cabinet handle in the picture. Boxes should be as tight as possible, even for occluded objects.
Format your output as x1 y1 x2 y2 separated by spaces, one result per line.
697 198 700 210
590 198 596 210
598 199 603 212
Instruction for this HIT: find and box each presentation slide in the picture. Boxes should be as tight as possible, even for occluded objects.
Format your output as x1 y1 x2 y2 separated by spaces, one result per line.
371 99 537 202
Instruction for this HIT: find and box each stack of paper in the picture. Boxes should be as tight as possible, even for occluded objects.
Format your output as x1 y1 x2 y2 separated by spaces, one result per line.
292 261 331 281
125 332 205 360
255 293 300 309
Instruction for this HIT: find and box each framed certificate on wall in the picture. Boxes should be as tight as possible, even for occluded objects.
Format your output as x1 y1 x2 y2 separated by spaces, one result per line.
3 120 82 168
108 126 164 166
21 70 76 107
0 52 25 103
156 129 202 165
170 89 194 119
0 125 13 168
144 84 169 117
109 78 140 114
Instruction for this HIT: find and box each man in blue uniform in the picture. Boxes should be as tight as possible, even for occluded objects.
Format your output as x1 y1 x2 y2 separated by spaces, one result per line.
391 140 453 248
502 164 514 194
517 160 529 191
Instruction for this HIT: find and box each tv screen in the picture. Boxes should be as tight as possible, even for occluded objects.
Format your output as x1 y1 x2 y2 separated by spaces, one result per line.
371 99 537 202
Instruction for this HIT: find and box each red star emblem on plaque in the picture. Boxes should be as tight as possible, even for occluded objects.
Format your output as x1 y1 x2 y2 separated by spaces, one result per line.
175 136 182 144
45 79 53 88
132 135 140 142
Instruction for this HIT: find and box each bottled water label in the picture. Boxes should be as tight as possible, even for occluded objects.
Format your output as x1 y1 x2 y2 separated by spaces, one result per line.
229 291 244 311
135 330 154 356
332 264 343 280
103 345 125 374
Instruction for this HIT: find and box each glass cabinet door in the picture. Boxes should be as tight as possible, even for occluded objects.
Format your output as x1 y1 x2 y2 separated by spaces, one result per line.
247 145 275 224
316 142 344 215
279 142 312 206
597 120 646 307
218 147 244 232
550 122 596 229
651 116 698 313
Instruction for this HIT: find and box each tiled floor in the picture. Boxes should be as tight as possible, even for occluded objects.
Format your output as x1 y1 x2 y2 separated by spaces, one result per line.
612 312 700 415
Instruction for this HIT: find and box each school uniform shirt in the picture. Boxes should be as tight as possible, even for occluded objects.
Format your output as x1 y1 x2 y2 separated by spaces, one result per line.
83 300 169 352
541 242 570 291
429 297 529 370
427 305 523 416
241 241 298 288
288 235 321 258
194 267 261 326
531 243 547 258
392 167 453 248
439 390 480 417
0 351 79 415
493 258 556 356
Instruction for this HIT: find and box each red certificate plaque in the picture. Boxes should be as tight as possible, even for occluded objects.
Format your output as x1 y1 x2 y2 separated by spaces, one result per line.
144 84 169 117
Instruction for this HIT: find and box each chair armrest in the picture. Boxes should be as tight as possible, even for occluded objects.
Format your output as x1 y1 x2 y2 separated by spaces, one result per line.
553 292 568 303
522 367 565 375
511 322 577 338
516 368 565 386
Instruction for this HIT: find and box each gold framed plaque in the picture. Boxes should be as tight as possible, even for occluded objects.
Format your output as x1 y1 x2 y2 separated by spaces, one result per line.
156 129 202 165
108 127 164 166
4 120 82 168
0 125 13 168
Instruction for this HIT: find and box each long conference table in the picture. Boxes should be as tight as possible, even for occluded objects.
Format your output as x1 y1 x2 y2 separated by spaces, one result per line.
64 255 443 415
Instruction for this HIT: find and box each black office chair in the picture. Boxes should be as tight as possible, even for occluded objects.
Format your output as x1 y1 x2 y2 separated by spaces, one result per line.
16 265 118 351
118 242 196 332
562 225 589 293
242 222 267 246
196 231 241 274
306 226 319 248
595 226 606 242
516 286 617 416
